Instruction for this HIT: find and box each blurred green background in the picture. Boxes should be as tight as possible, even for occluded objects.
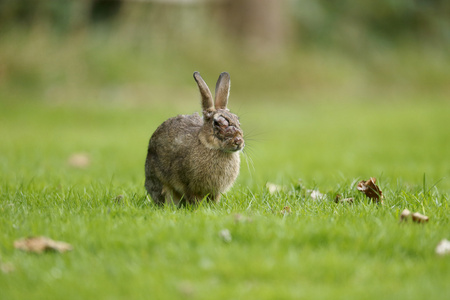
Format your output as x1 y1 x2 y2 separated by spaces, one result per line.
1 0 450 190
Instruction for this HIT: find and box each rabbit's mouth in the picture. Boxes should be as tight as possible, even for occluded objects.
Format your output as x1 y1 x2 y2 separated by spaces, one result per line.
232 136 245 151
214 126 244 151
223 136 244 152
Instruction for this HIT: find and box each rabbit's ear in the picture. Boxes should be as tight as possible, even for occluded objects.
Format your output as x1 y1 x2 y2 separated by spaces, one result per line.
193 72 214 112
214 72 230 110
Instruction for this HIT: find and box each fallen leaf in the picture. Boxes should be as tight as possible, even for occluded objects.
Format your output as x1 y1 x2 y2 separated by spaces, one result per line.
114 194 124 203
399 209 429 224
334 194 341 203
234 214 252 224
435 239 450 256
219 229 232 243
1 262 15 274
334 194 354 204
411 212 429 223
266 182 284 194
234 213 244 223
67 153 90 169
357 177 383 203
178 281 195 297
340 198 354 204
307 189 326 201
14 236 73 253
399 209 412 221
280 206 291 215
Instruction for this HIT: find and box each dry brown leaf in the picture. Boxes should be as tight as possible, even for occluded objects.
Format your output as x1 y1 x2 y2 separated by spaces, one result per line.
14 236 73 254
280 206 291 215
178 281 195 297
340 198 354 204
357 177 383 203
334 194 354 204
234 214 252 224
399 209 412 221
234 213 244 223
399 209 429 224
266 182 284 194
67 153 90 169
1 262 15 274
411 212 429 223
307 189 326 201
219 229 232 243
334 194 341 203
435 239 450 256
114 194 124 204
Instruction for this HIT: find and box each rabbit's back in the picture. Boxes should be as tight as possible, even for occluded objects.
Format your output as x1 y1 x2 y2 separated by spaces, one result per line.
146 113 203 181
150 113 203 153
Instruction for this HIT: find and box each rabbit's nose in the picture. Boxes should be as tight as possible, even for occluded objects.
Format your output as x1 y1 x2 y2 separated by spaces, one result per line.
234 136 244 147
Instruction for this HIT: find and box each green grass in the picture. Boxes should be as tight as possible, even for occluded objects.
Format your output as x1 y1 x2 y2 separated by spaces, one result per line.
1 99 450 300
1 24 450 299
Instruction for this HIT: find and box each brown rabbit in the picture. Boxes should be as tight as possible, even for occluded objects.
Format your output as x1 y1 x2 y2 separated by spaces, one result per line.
145 72 244 205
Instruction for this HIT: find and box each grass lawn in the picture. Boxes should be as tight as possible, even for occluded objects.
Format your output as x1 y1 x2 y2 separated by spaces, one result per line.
1 97 449 299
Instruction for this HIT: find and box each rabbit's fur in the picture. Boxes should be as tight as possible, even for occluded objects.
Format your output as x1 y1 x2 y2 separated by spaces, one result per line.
145 72 244 205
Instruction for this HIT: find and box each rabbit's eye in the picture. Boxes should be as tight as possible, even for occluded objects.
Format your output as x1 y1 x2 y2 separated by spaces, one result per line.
215 117 229 128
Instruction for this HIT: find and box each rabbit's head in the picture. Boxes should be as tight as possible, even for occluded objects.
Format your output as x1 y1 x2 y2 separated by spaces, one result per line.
194 72 244 153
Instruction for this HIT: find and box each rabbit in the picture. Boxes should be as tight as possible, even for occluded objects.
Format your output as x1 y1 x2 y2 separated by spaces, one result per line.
145 72 244 205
